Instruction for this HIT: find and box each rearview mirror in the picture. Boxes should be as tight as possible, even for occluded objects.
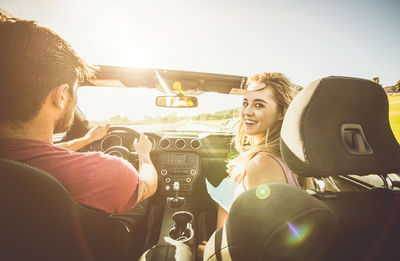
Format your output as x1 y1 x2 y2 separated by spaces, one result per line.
156 96 198 108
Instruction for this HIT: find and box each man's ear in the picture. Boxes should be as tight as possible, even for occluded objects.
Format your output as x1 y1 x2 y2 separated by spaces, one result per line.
51 84 69 109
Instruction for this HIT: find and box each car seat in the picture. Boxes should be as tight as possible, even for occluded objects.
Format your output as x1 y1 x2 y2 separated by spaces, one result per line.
0 158 138 261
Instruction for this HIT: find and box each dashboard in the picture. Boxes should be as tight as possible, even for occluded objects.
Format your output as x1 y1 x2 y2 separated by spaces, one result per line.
84 127 232 197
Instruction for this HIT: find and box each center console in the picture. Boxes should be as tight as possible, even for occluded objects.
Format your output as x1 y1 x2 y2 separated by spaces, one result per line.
158 152 200 196
139 140 202 261
139 180 197 261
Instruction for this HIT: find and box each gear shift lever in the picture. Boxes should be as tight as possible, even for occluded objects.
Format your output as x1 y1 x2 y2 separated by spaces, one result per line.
173 181 180 194
167 181 185 208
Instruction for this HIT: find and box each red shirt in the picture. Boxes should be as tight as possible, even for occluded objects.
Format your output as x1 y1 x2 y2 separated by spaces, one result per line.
0 138 140 214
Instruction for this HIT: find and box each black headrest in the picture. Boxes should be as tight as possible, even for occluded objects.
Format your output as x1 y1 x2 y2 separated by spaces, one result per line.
281 76 400 177
204 183 343 261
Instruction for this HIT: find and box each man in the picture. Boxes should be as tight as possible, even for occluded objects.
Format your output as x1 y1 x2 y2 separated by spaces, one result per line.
0 13 157 219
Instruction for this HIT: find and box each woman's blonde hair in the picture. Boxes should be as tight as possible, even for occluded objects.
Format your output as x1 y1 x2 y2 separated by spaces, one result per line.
228 72 297 183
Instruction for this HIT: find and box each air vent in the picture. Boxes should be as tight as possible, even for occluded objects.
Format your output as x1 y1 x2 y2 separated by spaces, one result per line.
159 138 171 149
190 139 201 150
175 139 186 149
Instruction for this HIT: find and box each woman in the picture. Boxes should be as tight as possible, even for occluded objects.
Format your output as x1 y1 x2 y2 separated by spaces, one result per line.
213 72 301 228
198 72 301 257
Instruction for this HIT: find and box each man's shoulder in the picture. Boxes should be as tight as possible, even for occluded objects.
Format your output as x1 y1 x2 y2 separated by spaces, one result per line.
0 138 52 148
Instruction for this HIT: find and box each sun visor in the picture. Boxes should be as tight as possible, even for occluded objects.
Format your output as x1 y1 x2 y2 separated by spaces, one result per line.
87 79 126 87
229 88 246 95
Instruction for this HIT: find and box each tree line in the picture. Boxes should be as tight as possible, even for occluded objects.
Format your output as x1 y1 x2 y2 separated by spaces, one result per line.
373 77 400 92
92 107 240 125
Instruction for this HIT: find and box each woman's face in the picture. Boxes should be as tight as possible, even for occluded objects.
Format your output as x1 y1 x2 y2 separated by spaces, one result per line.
241 82 283 139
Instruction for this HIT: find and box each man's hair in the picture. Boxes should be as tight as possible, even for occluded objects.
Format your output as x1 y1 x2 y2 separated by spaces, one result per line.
0 11 95 125
0 8 15 22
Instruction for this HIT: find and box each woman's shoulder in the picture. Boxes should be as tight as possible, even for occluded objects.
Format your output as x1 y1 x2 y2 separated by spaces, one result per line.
247 151 301 189
246 152 287 185
248 152 281 171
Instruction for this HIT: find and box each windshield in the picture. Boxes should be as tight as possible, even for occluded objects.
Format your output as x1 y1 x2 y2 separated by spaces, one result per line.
78 86 242 133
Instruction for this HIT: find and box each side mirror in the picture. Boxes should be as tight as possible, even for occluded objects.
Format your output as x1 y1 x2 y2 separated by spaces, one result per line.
156 96 198 108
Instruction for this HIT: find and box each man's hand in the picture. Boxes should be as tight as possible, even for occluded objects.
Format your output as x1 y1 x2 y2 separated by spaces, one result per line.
56 124 110 151
85 124 110 143
134 133 153 156
133 133 157 202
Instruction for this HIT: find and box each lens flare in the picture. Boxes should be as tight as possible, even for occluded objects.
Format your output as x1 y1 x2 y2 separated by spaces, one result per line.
154 69 171 94
255 184 270 199
287 222 310 244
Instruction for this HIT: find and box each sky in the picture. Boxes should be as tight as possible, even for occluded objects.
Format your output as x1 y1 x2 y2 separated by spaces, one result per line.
1 0 399 87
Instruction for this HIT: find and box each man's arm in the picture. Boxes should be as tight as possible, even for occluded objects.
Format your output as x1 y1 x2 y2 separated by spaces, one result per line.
57 124 109 151
134 133 158 203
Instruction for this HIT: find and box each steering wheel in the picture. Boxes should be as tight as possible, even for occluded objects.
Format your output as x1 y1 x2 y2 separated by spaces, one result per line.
102 126 140 163
108 126 140 137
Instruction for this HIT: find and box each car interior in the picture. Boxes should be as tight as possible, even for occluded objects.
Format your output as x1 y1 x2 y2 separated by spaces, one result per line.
0 67 399 261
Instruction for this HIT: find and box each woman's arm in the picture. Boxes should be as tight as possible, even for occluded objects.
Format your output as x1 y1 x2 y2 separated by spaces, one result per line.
215 154 286 229
216 204 229 229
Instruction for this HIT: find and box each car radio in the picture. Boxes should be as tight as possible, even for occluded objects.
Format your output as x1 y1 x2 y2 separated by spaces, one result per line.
157 152 200 195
